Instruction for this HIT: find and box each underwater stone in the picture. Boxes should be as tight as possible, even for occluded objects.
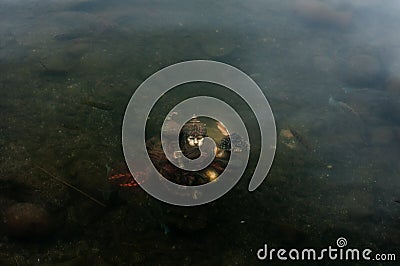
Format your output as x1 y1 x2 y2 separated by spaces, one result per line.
369 126 394 145
386 71 400 98
342 54 384 87
312 54 335 72
200 32 236 58
4 202 52 239
294 0 352 28
163 207 209 232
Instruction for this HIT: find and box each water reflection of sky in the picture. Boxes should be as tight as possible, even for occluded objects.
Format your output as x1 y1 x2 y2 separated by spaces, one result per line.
0 0 399 264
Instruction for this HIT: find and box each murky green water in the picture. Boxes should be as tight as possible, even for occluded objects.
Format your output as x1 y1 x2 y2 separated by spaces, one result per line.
1 0 399 265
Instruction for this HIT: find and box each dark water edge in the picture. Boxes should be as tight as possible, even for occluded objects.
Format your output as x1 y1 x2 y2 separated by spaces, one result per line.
1 0 400 265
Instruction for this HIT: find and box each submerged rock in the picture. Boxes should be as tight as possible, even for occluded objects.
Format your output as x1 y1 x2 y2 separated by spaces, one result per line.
338 88 400 124
369 126 395 145
386 71 400 98
294 0 352 28
4 202 52 239
199 31 237 58
342 54 385 87
163 207 209 232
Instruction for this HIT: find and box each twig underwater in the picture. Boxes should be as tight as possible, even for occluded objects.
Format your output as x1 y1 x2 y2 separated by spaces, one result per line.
36 165 107 208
